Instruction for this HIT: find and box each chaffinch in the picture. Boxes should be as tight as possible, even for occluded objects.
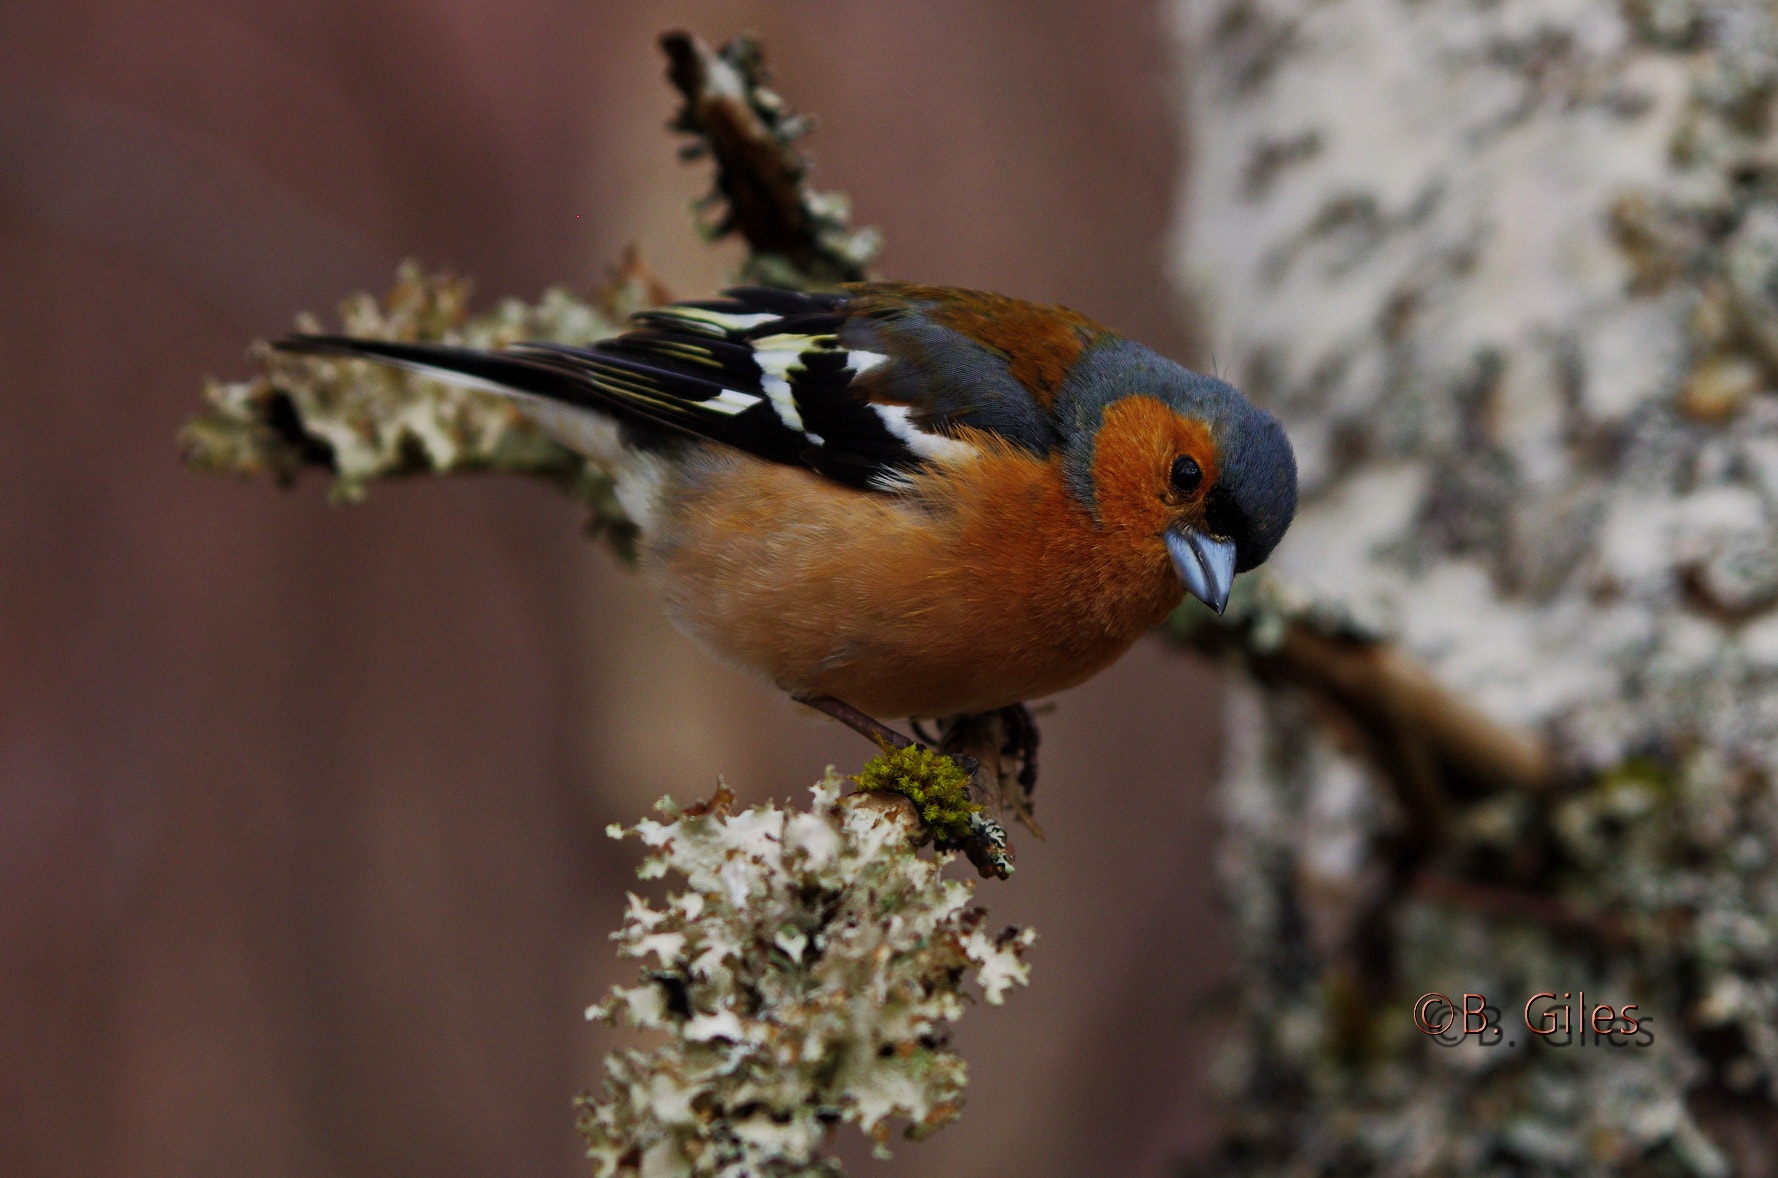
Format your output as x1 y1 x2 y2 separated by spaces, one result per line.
279 283 1296 723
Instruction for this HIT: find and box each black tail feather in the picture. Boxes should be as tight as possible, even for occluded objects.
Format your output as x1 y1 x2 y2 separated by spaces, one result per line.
272 335 612 411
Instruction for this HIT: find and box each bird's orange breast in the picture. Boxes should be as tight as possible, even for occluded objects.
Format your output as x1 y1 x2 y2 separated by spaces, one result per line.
644 433 1184 719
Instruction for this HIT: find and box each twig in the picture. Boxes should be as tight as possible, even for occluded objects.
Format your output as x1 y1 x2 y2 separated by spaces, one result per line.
793 694 915 750
659 30 879 288
1411 870 1633 949
1184 614 1561 849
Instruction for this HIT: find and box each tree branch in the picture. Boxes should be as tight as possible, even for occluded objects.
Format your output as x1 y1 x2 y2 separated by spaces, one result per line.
1170 581 1562 851
660 30 879 289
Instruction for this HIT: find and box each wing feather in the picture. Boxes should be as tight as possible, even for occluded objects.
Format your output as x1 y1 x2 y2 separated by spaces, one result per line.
275 286 989 493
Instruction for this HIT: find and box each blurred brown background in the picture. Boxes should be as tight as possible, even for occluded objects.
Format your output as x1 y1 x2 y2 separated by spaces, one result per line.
0 3 1229 1176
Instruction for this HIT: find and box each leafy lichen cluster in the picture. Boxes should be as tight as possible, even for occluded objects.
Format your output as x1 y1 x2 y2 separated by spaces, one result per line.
179 258 654 552
582 775 1035 1177
851 744 981 847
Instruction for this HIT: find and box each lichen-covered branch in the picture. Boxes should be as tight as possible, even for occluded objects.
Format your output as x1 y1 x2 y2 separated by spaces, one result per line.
582 774 1033 1176
179 30 878 515
178 255 657 553
661 30 880 289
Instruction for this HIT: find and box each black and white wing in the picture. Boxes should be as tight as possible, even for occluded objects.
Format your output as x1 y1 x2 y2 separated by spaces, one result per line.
275 287 967 492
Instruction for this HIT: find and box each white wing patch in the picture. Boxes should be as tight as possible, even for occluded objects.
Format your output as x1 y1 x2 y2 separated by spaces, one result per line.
699 388 764 416
846 350 889 375
869 404 978 463
751 349 808 432
750 333 821 434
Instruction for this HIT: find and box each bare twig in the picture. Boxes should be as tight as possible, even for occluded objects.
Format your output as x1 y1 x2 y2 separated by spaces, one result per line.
793 694 915 750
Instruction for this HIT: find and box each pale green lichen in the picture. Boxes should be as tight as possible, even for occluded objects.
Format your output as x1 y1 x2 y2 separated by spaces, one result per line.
851 744 980 847
582 775 1035 1177
180 258 652 552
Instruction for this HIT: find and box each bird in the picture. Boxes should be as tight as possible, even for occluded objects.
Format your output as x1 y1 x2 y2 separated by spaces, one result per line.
276 282 1296 729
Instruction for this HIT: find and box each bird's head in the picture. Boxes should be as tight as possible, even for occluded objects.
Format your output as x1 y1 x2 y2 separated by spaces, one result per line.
1056 338 1297 614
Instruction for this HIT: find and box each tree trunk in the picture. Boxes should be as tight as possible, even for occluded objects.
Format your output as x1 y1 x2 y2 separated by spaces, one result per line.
1178 0 1778 1171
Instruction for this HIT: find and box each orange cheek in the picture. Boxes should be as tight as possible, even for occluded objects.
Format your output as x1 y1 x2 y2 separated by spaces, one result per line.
1089 396 1219 535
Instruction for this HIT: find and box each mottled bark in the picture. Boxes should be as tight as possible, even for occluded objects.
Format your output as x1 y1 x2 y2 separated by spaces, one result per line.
1176 0 1778 1171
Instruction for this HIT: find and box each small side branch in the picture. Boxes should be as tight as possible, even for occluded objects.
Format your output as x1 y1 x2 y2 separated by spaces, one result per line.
1270 623 1557 798
660 30 880 288
1172 588 1562 849
1410 870 1632 949
794 694 914 750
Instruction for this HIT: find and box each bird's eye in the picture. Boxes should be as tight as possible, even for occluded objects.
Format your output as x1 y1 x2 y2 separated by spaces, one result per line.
1170 455 1203 496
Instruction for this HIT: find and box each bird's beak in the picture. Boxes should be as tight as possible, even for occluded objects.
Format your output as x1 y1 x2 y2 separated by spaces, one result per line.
1165 528 1238 614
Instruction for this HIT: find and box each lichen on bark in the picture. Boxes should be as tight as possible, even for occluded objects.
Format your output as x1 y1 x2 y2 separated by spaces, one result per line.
1176 0 1778 1170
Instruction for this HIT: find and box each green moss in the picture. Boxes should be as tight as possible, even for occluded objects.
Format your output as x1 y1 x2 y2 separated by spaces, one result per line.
854 745 979 846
